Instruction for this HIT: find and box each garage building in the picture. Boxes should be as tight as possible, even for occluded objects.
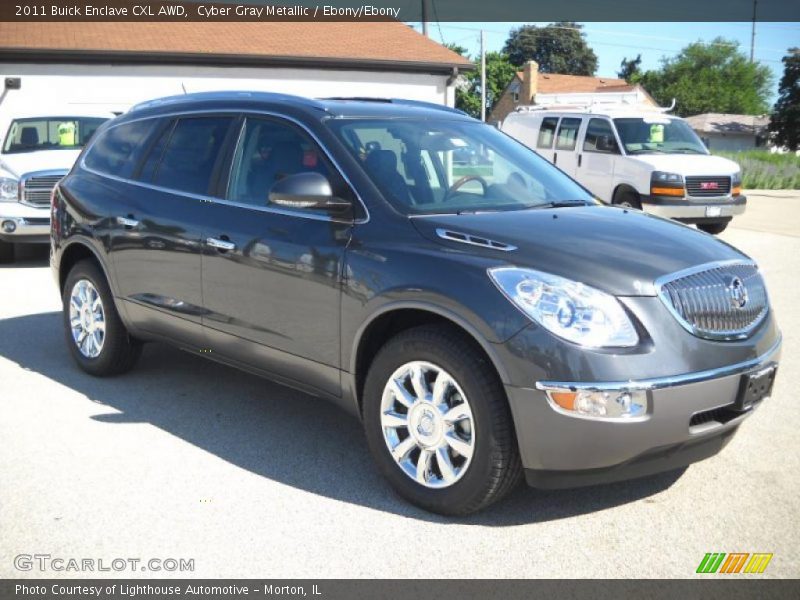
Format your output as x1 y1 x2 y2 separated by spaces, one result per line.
0 22 470 115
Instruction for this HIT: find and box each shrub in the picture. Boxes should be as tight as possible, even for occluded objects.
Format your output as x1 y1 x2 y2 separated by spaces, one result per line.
713 150 800 189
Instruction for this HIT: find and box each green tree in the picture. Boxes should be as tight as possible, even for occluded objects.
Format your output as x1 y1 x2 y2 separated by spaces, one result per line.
618 54 642 83
769 48 800 151
638 38 772 117
502 22 597 75
446 44 517 119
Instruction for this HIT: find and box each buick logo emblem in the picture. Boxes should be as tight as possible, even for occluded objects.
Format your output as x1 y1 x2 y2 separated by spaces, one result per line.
727 276 748 309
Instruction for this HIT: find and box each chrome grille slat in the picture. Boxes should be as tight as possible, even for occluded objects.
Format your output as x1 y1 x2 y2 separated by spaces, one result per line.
657 261 768 341
685 175 731 198
21 172 65 207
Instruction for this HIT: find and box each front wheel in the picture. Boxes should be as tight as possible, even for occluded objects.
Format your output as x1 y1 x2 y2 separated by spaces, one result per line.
62 259 142 376
697 220 730 235
363 325 521 515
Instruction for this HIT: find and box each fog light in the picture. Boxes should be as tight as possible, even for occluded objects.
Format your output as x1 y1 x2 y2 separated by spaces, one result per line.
2 220 16 233
546 389 647 419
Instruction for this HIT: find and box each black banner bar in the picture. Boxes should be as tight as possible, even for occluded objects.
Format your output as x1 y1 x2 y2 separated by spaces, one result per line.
2 580 800 600
2 0 799 22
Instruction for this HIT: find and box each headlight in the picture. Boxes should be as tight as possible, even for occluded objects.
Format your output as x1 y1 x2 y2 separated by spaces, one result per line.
0 177 18 201
488 267 639 348
651 171 683 184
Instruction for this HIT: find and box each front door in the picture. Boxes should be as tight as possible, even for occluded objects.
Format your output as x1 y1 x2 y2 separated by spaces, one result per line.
199 115 355 397
579 118 620 202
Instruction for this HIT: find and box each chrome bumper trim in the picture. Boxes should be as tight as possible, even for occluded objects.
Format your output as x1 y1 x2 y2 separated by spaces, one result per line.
536 334 781 392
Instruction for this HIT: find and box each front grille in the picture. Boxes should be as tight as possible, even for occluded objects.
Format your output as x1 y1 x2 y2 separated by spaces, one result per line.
21 173 65 207
657 262 768 340
685 175 731 197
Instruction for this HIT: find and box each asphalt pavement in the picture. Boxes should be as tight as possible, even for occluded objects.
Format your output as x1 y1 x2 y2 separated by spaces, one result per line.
1 191 798 578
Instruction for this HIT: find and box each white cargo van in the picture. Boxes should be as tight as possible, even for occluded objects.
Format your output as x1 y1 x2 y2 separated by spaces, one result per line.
501 105 745 234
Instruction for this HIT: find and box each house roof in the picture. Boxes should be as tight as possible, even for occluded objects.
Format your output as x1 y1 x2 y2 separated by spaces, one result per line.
0 22 471 74
684 113 770 134
515 71 629 94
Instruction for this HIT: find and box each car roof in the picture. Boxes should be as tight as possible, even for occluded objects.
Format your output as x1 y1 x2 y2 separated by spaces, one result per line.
127 90 472 122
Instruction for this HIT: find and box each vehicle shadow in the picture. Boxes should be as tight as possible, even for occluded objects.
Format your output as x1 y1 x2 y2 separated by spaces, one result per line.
1 244 49 268
0 310 685 526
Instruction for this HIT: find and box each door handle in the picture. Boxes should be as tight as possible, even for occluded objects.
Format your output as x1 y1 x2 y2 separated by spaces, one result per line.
577 154 582 167
116 216 139 228
553 152 558 165
206 237 236 252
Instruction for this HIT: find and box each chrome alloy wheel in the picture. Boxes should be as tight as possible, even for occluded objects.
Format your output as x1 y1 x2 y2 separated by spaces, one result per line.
69 279 106 358
380 361 475 489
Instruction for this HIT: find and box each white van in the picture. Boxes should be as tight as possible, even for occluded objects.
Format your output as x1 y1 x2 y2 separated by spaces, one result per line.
501 105 745 234
0 107 113 262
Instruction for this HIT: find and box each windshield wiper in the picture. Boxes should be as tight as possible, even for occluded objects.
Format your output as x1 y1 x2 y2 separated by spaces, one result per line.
533 200 588 209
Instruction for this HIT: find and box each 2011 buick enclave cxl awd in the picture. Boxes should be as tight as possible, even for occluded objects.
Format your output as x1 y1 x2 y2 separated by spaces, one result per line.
51 92 781 515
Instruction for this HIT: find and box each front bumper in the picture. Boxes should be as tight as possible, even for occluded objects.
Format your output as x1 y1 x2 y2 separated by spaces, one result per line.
0 202 51 243
506 336 781 489
642 194 746 222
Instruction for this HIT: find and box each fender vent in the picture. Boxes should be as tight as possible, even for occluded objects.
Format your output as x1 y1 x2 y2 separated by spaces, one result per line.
435 228 517 252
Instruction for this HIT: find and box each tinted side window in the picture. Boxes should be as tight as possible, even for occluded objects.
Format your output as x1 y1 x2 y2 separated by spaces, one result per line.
137 121 175 183
583 118 617 153
228 117 351 208
84 119 158 178
555 118 582 151
537 117 558 149
152 117 233 196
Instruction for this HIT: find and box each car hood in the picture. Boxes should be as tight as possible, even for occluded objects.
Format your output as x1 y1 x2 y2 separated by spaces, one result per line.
410 205 748 296
0 150 80 178
627 153 740 176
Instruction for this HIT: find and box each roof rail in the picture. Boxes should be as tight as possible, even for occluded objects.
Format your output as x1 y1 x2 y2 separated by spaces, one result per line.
322 97 468 116
130 90 328 113
514 98 675 115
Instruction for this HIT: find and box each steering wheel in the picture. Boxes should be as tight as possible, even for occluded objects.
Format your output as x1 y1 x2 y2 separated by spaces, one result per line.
443 175 489 202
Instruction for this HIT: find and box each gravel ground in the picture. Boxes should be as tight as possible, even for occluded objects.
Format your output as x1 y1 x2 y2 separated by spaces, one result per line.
0 191 798 578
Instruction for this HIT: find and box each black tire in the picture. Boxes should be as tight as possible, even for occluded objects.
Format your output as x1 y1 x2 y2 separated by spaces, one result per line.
0 240 14 263
697 220 729 235
612 188 642 210
362 324 522 515
62 259 141 376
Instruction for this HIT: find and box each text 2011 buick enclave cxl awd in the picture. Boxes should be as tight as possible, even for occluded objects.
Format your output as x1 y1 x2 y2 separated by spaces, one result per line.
51 92 781 515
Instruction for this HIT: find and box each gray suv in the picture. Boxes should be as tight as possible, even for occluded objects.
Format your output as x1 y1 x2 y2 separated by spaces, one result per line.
51 92 781 515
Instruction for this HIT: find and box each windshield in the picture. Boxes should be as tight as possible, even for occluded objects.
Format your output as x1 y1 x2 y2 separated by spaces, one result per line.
326 118 592 215
3 117 109 154
613 117 708 155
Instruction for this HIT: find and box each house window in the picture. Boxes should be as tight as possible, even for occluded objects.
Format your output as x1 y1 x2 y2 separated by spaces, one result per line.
513 91 520 103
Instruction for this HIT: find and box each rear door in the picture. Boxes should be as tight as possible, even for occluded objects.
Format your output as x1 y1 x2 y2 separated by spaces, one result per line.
579 117 620 202
107 114 238 346
553 117 582 176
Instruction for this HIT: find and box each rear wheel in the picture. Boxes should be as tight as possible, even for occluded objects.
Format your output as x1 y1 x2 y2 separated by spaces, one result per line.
362 325 521 515
0 240 13 263
62 259 141 376
697 220 730 235
613 188 642 210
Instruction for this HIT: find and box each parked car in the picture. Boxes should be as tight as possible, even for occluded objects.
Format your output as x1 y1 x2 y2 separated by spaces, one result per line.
501 105 745 234
51 92 780 515
0 107 112 262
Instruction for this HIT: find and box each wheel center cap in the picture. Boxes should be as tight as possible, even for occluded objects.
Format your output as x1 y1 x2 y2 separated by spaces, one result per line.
82 308 93 330
409 404 442 447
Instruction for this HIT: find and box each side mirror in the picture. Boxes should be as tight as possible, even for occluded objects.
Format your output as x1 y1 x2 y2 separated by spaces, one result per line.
268 172 352 218
596 135 618 153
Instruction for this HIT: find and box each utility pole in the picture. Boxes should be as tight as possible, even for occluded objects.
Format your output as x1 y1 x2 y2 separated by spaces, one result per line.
480 30 486 122
750 0 757 62
422 0 429 37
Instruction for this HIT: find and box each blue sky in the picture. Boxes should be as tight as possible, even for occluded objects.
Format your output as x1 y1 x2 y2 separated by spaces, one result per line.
410 22 799 102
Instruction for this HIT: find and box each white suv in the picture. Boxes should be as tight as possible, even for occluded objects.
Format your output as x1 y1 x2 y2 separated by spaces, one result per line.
0 107 111 262
501 105 745 234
